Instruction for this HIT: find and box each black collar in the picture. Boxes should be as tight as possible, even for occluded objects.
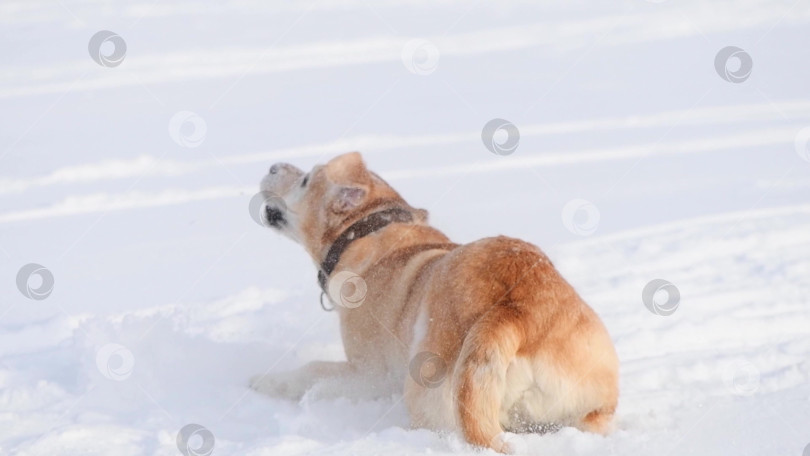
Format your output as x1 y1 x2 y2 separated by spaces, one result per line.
317 207 414 291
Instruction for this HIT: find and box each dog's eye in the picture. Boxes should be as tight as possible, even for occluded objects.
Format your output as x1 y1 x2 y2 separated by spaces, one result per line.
301 174 309 187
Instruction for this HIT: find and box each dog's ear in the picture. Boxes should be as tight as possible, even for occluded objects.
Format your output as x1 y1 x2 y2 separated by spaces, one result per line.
332 185 368 213
332 151 364 168
413 208 429 223
326 152 369 184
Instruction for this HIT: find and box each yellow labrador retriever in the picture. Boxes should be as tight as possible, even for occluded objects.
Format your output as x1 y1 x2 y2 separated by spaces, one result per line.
250 152 618 453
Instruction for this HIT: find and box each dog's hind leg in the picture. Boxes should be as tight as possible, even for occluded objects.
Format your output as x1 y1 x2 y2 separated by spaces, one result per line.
576 406 616 435
454 306 524 454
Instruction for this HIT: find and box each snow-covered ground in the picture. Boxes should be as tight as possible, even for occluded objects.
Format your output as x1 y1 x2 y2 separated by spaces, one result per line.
2 0 810 454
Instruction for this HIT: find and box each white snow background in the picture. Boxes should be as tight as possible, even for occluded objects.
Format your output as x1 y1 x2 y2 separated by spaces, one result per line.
1 0 810 454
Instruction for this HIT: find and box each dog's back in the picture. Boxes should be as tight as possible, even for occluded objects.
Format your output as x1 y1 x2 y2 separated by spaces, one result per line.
406 236 619 452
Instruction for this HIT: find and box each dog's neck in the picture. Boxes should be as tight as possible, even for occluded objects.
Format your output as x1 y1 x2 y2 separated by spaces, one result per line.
317 206 414 291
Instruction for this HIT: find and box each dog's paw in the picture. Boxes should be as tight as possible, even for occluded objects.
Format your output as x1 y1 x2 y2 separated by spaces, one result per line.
489 432 527 455
249 372 307 400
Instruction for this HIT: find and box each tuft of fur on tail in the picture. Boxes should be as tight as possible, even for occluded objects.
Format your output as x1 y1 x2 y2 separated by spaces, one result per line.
454 306 523 453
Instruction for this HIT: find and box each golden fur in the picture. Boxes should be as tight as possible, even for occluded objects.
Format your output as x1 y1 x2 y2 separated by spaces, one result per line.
251 152 619 453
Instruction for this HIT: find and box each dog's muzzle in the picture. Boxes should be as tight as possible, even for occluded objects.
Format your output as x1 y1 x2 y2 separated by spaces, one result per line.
259 162 302 230
264 205 286 228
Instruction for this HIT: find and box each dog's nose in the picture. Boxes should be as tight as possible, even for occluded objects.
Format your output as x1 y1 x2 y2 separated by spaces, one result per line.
269 164 281 175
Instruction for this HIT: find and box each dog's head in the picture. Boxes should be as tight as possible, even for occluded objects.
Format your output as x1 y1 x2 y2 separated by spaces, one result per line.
259 152 427 261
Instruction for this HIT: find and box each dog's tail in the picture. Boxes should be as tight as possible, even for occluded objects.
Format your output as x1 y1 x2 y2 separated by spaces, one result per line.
454 305 524 453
